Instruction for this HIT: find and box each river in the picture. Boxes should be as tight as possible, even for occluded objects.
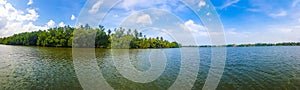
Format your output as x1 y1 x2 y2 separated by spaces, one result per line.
0 45 300 89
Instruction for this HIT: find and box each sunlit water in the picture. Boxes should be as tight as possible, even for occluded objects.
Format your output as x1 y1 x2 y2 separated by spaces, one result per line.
0 45 300 90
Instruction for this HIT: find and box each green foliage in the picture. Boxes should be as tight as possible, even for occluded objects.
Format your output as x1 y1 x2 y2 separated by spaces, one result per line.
184 42 300 47
223 42 300 47
0 24 180 48
109 27 180 49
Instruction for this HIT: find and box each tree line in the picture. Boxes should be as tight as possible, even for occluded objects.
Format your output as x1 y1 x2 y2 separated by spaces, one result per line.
224 42 300 47
0 24 180 48
183 42 300 47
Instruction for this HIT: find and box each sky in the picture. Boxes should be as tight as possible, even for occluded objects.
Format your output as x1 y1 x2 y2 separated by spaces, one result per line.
0 0 300 45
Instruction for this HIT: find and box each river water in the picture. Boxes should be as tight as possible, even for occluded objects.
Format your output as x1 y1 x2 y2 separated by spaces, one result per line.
0 45 300 90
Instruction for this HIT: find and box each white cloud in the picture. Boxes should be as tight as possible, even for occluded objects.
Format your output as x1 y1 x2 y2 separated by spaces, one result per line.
198 1 206 7
176 21 210 45
27 0 33 5
183 20 207 36
47 20 55 27
23 22 47 32
0 21 48 37
88 0 103 13
184 20 206 32
136 14 152 24
0 18 7 29
0 0 52 37
58 22 65 27
269 10 287 18
219 0 240 9
0 0 6 4
1 3 20 21
206 12 210 16
298 18 300 22
71 14 76 20
15 8 39 21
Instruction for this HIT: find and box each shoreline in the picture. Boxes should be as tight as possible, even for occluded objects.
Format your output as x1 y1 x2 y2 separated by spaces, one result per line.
1 44 300 49
0 44 180 49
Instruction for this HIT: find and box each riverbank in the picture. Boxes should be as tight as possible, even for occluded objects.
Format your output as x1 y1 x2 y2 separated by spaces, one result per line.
0 25 180 49
182 42 300 47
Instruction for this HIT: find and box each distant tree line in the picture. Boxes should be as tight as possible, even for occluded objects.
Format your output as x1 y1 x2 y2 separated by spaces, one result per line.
0 24 180 48
225 42 300 47
183 42 300 47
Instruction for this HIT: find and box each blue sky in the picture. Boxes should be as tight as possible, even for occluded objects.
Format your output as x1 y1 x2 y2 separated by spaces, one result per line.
0 0 300 45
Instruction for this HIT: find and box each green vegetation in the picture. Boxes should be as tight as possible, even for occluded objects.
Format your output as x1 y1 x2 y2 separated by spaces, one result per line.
0 24 180 48
224 43 300 47
183 42 300 47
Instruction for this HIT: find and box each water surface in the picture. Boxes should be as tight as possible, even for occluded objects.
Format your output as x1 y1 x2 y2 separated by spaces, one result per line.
0 45 300 89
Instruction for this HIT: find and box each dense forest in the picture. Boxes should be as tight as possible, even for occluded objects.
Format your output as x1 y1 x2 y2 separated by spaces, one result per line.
0 24 180 48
